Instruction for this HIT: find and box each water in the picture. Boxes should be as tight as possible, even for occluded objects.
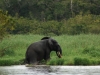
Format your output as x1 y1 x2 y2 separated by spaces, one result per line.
0 65 100 75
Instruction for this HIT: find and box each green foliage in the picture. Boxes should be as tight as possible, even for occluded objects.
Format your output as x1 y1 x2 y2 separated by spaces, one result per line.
12 18 62 35
40 21 62 35
1 0 100 21
10 14 100 35
83 47 100 57
74 57 90 65
1 0 100 35
62 14 100 34
0 46 15 57
0 10 15 40
0 59 14 66
56 59 65 65
47 59 56 65
0 58 23 66
0 34 100 66
47 58 65 65
12 17 36 34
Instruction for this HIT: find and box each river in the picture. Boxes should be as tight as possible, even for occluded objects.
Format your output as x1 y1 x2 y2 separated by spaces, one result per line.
0 65 100 75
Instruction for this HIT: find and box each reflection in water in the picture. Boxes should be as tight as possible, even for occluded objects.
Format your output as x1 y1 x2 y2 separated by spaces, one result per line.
0 65 100 75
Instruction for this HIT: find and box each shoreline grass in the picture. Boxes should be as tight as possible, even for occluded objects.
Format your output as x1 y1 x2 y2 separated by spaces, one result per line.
0 34 100 66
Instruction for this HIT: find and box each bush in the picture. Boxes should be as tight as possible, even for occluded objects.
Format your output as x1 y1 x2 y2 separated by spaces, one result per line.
12 19 62 35
47 59 56 65
0 59 14 66
0 58 23 66
56 59 65 65
47 58 65 65
74 57 90 65
12 18 39 34
9 13 100 35
0 10 15 40
40 21 62 35
62 14 100 35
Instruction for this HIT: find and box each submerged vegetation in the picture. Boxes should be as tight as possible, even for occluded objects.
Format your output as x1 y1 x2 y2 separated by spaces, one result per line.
0 34 100 66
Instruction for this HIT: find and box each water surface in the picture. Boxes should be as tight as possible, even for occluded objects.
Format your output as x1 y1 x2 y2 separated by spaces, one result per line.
0 65 100 75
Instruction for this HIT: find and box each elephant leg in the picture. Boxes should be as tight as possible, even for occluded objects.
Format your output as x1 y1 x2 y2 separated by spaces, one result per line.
44 54 51 63
29 54 39 65
30 60 40 65
44 50 51 62
30 59 38 65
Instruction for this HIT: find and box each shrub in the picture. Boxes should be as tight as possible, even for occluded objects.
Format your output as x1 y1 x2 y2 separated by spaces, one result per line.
0 10 15 40
40 21 62 35
47 58 65 65
56 59 65 65
74 57 90 65
62 14 100 35
13 19 63 35
12 18 39 34
0 59 14 66
47 59 56 65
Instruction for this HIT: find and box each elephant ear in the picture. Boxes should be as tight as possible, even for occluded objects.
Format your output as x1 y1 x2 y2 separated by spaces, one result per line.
41 36 51 40
48 39 58 50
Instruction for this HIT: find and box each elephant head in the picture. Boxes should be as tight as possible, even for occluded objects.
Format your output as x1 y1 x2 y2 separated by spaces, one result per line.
41 36 62 58
48 38 62 58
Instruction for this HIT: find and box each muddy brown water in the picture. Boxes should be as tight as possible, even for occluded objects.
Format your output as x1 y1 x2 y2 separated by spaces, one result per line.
0 65 100 75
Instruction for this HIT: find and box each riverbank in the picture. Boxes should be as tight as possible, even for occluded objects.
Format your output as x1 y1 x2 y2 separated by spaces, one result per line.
0 34 100 66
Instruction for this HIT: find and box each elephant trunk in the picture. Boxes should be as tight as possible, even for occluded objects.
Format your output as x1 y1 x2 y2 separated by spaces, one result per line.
56 45 62 58
56 51 62 58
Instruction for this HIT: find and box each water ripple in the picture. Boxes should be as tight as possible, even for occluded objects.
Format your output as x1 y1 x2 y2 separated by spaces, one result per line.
0 65 100 75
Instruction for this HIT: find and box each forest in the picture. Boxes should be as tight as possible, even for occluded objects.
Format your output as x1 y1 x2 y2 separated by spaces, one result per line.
0 0 100 39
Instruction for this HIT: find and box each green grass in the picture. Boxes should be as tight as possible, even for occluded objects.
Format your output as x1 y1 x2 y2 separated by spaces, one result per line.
0 34 100 66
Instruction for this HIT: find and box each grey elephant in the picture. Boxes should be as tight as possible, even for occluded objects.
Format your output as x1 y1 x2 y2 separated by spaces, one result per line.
25 37 62 65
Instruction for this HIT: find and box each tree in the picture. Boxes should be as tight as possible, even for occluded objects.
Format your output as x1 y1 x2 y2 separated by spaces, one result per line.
0 10 15 40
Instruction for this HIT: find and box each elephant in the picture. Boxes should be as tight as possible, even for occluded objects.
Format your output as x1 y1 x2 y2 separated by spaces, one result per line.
25 37 62 65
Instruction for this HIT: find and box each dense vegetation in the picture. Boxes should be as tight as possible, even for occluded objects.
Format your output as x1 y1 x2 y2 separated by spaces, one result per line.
0 10 100 37
0 10 15 40
0 0 100 20
0 0 100 66
0 0 100 37
0 34 100 66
